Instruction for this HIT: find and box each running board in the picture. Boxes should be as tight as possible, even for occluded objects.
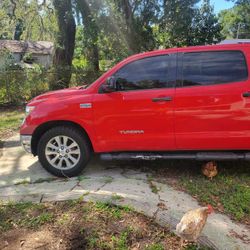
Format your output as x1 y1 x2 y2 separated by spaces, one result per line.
100 152 250 161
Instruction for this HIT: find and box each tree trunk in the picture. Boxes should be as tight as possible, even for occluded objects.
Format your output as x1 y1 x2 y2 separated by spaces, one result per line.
13 19 24 40
51 0 76 90
76 0 99 72
119 0 138 54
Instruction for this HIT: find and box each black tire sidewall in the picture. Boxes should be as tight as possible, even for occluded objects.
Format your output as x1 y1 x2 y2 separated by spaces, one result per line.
38 126 90 177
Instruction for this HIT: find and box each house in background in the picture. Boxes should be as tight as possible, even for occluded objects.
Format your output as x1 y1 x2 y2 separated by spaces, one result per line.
0 40 54 69
220 39 250 44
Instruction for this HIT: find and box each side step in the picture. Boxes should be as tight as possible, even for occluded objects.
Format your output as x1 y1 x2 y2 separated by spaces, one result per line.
100 152 250 161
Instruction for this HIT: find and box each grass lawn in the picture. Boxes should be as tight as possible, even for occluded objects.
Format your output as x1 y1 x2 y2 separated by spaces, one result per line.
0 107 25 139
0 200 208 250
131 160 250 225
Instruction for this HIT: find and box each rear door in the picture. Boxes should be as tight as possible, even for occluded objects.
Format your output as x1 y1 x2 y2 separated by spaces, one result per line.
175 48 250 150
93 53 177 152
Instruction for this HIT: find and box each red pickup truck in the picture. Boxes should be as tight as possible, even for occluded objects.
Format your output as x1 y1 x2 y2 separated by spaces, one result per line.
20 43 250 177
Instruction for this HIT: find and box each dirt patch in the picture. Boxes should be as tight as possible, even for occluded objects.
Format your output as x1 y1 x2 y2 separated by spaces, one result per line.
0 129 17 142
1 229 58 249
0 200 204 250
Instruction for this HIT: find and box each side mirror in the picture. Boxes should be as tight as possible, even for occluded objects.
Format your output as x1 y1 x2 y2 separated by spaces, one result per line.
101 76 117 93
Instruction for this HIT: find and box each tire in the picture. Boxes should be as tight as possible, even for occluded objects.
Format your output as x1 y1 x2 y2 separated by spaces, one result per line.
37 126 91 177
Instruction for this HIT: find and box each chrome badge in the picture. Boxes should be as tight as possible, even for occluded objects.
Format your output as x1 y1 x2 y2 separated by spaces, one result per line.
120 130 144 135
80 103 92 109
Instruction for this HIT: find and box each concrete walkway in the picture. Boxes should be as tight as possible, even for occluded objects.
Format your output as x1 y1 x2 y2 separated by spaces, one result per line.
0 134 250 250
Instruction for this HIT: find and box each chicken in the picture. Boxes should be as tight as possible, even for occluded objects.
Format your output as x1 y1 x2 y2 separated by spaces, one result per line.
202 161 218 180
176 205 213 247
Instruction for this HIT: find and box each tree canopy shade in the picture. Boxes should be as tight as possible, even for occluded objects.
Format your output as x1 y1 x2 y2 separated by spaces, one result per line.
0 0 248 91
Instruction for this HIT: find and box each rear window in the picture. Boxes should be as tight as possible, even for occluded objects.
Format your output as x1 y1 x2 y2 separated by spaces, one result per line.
182 51 248 87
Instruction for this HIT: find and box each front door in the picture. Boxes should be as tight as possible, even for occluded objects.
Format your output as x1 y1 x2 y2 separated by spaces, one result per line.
175 49 250 150
93 53 177 152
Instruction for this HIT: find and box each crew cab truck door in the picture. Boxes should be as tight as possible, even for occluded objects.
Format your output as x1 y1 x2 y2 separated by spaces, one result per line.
175 48 250 150
93 53 177 152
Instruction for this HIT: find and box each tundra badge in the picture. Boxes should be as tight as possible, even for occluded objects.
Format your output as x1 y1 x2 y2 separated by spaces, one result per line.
80 103 92 108
120 130 144 135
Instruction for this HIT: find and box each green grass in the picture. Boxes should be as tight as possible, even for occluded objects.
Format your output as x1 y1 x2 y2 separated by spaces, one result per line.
95 201 122 219
145 243 164 250
21 212 54 228
111 229 130 250
94 201 134 220
184 245 212 250
111 193 123 201
86 228 132 250
0 202 49 231
178 162 250 222
0 108 24 133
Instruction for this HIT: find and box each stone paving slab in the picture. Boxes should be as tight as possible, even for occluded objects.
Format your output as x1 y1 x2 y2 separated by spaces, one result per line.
0 135 52 187
1 134 250 250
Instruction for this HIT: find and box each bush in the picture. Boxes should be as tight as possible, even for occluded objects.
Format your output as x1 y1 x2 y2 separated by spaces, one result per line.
0 66 103 105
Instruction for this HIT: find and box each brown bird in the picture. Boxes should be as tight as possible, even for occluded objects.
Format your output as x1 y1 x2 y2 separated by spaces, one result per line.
202 161 218 180
176 205 214 247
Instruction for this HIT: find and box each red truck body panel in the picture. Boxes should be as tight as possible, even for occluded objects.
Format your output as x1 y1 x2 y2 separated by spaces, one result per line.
20 44 250 153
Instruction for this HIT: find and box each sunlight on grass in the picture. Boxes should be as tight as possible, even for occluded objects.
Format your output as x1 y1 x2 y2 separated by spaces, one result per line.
180 164 250 222
0 108 24 132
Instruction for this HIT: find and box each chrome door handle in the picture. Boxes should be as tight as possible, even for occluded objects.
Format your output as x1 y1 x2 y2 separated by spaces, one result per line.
152 96 173 102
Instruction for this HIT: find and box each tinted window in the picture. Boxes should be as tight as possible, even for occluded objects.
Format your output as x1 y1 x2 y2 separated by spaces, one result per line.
114 55 176 91
182 51 248 87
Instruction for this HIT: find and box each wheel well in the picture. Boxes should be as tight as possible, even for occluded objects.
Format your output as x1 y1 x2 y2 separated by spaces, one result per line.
31 121 93 156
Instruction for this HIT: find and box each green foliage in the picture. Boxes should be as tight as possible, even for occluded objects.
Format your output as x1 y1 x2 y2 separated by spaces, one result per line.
0 50 15 71
0 66 102 104
22 52 34 64
159 0 199 47
0 64 51 104
219 1 250 39
192 0 224 45
159 0 223 47
0 0 56 41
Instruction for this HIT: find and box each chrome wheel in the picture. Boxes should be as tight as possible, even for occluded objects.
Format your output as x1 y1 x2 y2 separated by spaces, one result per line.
45 135 81 170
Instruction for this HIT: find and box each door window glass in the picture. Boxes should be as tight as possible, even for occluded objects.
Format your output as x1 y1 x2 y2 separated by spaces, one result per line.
114 55 176 91
182 51 248 86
